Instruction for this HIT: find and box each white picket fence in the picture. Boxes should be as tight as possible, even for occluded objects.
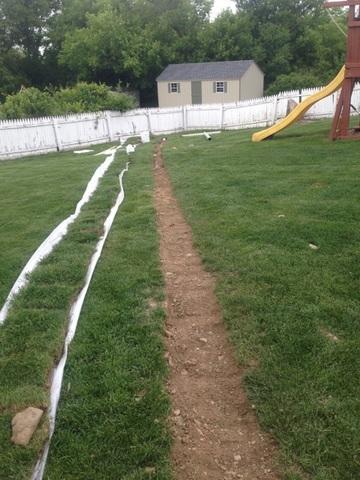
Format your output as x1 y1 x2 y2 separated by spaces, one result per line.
1 84 360 160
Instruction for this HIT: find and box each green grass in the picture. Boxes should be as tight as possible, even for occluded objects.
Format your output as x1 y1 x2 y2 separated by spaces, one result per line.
0 146 127 479
44 142 171 479
0 142 170 480
162 121 360 480
0 144 116 307
3 120 360 479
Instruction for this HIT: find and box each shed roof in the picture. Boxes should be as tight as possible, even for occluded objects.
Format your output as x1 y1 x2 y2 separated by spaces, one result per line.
156 60 258 82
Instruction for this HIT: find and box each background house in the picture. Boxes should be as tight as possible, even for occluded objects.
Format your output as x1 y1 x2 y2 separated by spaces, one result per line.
156 60 264 108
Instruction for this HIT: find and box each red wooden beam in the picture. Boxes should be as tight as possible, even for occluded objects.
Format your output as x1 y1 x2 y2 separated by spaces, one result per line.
324 0 360 7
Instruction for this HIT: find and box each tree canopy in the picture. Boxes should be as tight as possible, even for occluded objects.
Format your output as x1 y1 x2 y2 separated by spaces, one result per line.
0 0 346 105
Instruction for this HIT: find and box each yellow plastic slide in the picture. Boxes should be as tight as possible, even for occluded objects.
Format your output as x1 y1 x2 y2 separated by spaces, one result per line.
252 66 345 142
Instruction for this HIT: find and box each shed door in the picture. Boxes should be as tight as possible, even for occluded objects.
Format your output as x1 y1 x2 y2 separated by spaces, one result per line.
191 81 202 105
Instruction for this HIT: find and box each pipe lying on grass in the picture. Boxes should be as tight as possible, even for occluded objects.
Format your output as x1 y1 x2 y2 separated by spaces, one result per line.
31 160 131 480
0 147 119 325
182 131 221 138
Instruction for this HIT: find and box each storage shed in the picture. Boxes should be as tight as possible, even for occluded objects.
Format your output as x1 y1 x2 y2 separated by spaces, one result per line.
156 60 264 108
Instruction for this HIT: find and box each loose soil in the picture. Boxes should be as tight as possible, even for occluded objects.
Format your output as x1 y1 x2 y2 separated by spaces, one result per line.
154 143 279 480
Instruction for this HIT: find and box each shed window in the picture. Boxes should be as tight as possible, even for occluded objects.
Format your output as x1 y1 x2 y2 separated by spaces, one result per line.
216 81 226 93
216 82 225 93
169 82 181 93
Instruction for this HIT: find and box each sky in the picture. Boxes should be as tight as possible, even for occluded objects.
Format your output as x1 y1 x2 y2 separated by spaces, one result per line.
210 0 236 21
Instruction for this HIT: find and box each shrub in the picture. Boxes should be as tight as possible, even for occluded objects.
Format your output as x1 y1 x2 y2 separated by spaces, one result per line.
0 87 56 119
53 82 134 114
0 83 135 119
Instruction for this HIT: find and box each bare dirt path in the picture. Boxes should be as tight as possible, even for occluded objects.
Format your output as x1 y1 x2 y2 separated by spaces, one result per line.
154 143 279 480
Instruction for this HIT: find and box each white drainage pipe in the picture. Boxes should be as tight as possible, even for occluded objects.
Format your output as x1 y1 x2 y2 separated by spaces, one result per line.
31 161 130 480
0 148 118 325
182 131 221 138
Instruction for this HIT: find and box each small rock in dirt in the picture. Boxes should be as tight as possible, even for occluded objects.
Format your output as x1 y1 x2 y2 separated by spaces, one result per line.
185 359 197 367
164 329 173 338
199 337 208 344
174 409 181 416
11 407 43 446
234 454 242 462
164 352 173 366
174 416 186 427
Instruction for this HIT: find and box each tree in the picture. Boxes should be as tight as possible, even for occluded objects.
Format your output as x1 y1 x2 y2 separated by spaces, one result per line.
56 0 213 96
198 10 254 62
233 0 334 85
266 71 320 95
0 50 27 99
0 0 60 86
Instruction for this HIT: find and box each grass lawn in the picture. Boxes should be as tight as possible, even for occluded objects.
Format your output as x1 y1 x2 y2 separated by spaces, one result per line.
2 120 360 480
0 144 115 308
162 121 360 480
0 145 126 478
44 143 170 479
0 142 170 479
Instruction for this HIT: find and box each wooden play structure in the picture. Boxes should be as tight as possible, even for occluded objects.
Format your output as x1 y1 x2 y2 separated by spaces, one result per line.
252 0 360 142
325 0 360 140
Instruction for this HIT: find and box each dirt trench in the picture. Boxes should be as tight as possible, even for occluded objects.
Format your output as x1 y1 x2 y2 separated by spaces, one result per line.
154 143 279 480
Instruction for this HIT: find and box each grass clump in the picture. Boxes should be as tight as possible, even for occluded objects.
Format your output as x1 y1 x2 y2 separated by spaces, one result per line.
162 121 360 480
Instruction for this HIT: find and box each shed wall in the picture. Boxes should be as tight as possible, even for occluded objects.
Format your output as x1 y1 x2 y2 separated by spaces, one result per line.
157 81 192 108
240 63 264 100
202 80 240 104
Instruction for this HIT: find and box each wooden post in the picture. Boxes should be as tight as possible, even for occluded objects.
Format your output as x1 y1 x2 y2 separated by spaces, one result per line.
146 110 152 133
220 104 225 129
105 111 113 142
325 0 360 140
52 118 62 151
271 96 279 125
182 106 188 131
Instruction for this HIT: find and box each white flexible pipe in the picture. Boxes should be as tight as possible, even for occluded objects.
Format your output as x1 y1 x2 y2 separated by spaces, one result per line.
0 147 118 325
31 161 130 480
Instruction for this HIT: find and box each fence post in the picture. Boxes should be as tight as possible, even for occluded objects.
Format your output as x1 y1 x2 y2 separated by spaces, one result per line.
146 110 152 133
182 106 188 131
271 96 279 125
105 111 113 141
220 104 225 129
52 118 62 151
